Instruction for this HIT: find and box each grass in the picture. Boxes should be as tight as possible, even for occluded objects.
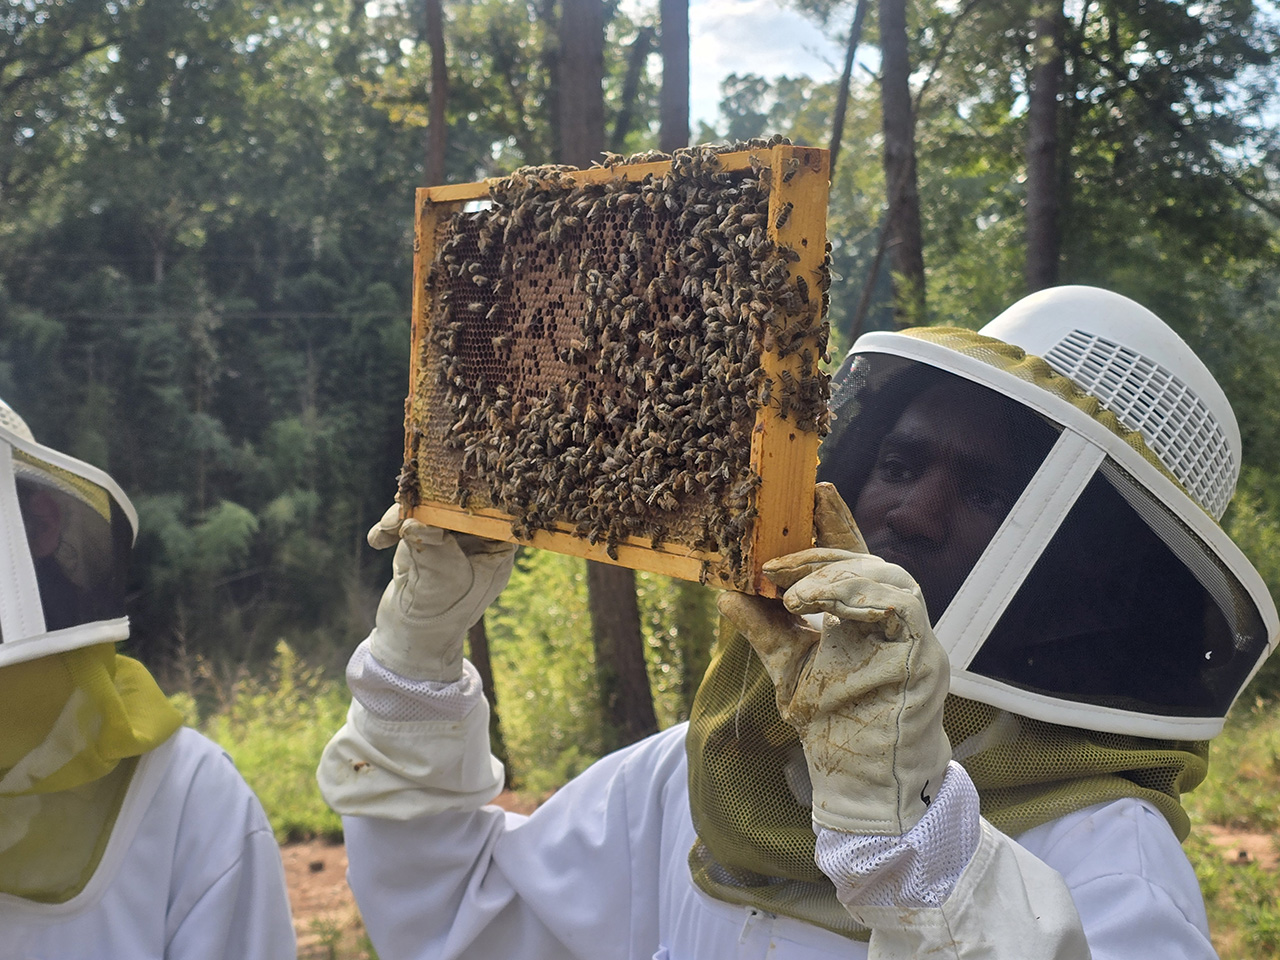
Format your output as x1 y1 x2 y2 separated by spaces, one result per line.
172 640 350 842
1184 697 1280 959
1187 697 1280 833
178 644 1280 957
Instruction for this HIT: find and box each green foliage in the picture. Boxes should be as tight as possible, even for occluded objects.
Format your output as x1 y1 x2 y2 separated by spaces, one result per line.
485 557 719 795
486 550 604 796
1186 830 1280 959
197 640 349 841
1185 698 1280 957
1187 701 1280 833
635 573 718 726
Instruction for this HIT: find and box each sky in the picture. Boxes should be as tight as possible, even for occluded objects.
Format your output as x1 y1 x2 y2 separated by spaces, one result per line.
623 0 849 130
687 0 845 127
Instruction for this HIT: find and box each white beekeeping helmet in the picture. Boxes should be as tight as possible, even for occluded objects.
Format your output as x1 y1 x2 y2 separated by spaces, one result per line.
980 286 1240 519
0 397 138 667
819 285 1276 739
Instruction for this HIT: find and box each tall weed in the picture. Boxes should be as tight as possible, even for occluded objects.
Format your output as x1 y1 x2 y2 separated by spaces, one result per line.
192 640 349 841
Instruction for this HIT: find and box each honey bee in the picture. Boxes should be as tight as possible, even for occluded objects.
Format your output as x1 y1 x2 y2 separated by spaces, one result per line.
774 201 794 229
794 276 809 304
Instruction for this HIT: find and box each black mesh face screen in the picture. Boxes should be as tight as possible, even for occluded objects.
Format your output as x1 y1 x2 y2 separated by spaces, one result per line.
15 472 130 634
969 464 1269 717
818 355 1060 621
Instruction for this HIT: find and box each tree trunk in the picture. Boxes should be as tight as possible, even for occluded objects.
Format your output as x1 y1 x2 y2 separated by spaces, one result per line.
878 0 926 326
467 619 509 774
658 0 690 154
610 26 655 153
673 581 717 720
586 562 658 747
557 0 606 167
422 0 448 186
555 0 657 747
829 0 870 177
1025 0 1064 292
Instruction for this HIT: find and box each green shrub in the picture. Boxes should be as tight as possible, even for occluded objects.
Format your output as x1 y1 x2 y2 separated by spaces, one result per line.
196 640 349 841
487 550 605 796
1188 701 1280 833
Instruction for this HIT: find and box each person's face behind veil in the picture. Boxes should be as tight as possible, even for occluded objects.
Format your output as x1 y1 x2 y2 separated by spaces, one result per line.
851 379 1040 619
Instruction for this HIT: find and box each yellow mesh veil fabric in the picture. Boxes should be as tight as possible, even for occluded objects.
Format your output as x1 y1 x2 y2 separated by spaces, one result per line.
0 643 182 902
686 629 1208 937
0 757 137 902
945 696 1207 841
0 643 182 796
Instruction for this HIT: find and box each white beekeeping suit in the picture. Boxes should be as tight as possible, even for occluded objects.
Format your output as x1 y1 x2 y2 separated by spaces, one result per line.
0 399 296 960
320 286 1274 960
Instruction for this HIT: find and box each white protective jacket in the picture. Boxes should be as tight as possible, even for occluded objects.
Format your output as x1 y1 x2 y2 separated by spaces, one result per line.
1 727 296 960
319 646 1216 960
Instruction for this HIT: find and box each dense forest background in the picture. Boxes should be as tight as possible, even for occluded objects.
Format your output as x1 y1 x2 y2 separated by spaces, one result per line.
4 0 1280 779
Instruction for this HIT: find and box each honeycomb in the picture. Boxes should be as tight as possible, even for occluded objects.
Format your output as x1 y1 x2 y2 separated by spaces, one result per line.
402 140 831 593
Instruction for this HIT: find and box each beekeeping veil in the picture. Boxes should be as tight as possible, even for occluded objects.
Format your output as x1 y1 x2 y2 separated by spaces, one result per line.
821 286 1275 739
686 286 1276 936
0 398 182 902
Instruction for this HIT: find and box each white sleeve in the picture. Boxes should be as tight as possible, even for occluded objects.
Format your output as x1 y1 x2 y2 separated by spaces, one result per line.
336 727 683 960
1017 798 1216 960
163 733 297 960
817 761 1091 959
316 639 505 820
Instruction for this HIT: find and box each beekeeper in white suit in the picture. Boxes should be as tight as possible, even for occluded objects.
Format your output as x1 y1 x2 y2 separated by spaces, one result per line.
0 399 296 959
319 285 1276 960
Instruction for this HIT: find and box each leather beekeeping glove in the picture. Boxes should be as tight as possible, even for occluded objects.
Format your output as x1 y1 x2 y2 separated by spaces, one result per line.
718 483 952 836
365 505 517 683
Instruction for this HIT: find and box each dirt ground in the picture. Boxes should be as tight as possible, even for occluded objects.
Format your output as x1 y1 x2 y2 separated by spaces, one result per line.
283 800 1275 957
1198 823 1280 870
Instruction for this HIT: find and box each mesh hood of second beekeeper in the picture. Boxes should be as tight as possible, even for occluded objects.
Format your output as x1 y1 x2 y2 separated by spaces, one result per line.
685 286 1275 934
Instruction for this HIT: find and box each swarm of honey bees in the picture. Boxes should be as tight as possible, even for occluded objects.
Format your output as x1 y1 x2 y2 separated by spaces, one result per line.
402 138 831 591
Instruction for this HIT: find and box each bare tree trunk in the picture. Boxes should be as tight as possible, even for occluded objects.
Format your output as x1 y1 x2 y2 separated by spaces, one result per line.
658 0 690 153
557 0 606 167
610 25 655 153
422 0 448 186
673 581 717 720
587 563 658 747
829 0 870 177
555 0 657 747
878 0 926 326
541 0 562 161
1025 0 1063 291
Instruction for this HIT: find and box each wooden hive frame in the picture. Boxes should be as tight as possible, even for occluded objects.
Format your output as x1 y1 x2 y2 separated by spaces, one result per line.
401 143 830 596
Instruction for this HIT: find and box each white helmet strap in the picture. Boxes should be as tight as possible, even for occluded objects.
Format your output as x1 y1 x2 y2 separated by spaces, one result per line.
937 429 1103 666
0 442 47 642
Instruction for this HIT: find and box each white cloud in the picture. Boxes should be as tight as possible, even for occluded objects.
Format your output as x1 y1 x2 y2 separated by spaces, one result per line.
689 0 844 128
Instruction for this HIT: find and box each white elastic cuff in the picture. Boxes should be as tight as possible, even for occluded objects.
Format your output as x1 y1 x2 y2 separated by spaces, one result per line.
815 761 982 908
317 697 504 819
351 637 485 723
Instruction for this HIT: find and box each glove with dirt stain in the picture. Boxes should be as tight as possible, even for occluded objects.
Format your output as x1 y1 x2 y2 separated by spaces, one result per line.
717 483 952 836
